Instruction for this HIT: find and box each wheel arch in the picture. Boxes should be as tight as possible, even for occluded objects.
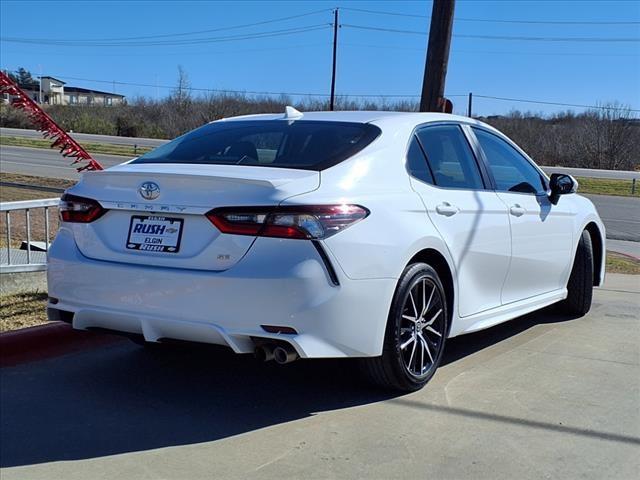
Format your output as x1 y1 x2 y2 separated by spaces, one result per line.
407 248 455 336
584 222 604 287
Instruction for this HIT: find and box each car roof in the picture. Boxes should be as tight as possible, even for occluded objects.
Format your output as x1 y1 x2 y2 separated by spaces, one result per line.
218 110 483 127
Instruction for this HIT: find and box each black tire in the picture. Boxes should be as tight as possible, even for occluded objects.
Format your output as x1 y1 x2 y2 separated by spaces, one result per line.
561 230 594 316
360 263 448 392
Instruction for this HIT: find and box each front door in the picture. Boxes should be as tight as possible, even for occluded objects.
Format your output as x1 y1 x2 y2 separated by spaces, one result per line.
471 127 574 304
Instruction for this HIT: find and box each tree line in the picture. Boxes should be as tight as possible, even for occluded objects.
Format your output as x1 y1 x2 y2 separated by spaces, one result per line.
1 69 637 171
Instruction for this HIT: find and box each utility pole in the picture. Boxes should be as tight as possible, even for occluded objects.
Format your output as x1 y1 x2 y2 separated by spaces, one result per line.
467 92 473 117
329 8 339 111
419 0 456 112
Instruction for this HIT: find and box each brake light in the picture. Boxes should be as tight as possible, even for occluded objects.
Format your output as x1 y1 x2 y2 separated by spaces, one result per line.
206 205 369 240
59 194 106 223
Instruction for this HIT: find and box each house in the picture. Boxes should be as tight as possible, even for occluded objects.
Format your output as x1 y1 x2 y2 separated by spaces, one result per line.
63 86 125 106
2 75 125 106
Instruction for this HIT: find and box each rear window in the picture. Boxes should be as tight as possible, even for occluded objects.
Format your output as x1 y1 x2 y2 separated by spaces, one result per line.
132 120 381 171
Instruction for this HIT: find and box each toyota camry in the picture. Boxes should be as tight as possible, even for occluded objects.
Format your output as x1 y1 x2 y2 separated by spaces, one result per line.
47 108 605 391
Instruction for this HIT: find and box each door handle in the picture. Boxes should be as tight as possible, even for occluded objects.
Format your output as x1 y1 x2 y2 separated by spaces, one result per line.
510 204 526 217
436 202 459 217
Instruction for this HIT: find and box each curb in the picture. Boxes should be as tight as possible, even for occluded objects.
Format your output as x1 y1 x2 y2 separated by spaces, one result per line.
0 322 122 368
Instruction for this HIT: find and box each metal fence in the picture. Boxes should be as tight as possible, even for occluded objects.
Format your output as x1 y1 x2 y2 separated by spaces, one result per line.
1 198 59 273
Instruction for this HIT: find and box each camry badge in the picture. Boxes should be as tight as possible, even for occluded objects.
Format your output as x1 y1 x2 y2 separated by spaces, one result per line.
139 181 160 200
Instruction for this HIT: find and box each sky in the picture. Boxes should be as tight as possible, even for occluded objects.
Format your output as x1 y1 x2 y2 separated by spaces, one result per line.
1 0 639 117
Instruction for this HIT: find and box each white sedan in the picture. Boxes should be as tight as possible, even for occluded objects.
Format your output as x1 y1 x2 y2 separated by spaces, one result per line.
47 109 605 391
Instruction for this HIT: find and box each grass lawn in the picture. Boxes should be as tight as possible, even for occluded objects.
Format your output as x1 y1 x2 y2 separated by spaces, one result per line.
575 177 639 198
0 135 152 157
0 291 49 332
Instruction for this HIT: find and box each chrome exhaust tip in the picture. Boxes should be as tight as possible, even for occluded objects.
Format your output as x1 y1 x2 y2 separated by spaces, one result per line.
273 345 299 365
254 344 275 362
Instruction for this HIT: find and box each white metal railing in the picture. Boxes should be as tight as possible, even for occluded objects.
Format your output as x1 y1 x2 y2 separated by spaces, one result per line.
1 198 60 273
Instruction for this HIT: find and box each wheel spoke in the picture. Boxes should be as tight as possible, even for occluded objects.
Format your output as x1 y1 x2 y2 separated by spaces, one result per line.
402 314 417 323
400 335 416 351
409 291 418 318
426 308 443 326
425 325 442 337
419 333 425 373
422 283 435 318
418 333 434 363
408 338 417 369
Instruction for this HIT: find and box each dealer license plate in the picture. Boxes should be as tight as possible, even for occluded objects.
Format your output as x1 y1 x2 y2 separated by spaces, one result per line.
126 216 183 253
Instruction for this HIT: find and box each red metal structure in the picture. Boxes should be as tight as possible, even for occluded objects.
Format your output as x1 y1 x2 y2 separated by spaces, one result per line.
0 71 103 172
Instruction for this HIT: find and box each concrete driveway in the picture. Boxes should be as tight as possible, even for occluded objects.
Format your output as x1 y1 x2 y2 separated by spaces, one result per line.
1 274 638 480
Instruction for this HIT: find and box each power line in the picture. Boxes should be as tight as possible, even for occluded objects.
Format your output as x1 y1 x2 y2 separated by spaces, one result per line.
342 24 640 42
14 71 640 111
0 24 331 47
473 95 640 112
340 42 640 57
3 9 333 43
341 6 640 25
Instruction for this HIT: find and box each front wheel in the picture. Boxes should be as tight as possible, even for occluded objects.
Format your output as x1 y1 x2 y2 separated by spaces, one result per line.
561 230 594 316
360 263 448 392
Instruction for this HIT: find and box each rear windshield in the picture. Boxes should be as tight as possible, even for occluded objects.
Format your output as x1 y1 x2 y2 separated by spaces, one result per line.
132 120 381 171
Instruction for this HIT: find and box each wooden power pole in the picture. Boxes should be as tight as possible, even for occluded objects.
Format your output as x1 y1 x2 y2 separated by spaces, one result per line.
420 0 456 112
329 8 339 111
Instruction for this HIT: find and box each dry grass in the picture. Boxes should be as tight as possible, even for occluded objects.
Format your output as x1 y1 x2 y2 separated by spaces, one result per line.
0 291 49 332
0 173 72 248
606 252 640 275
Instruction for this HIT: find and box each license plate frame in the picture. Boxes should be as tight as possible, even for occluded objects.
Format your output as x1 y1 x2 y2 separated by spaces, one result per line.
126 215 184 253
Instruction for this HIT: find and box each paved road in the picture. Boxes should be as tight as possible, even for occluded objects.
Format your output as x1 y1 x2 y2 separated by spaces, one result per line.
1 127 166 148
1 273 638 479
0 145 125 180
543 166 639 181
584 194 640 242
2 145 638 241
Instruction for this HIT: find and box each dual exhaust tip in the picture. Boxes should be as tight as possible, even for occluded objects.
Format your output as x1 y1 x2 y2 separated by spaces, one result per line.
254 343 299 364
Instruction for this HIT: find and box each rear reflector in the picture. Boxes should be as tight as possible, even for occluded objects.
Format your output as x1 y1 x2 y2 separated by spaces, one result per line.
206 205 369 240
59 194 106 223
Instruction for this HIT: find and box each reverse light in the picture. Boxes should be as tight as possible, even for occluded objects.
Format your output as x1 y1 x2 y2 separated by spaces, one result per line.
59 194 106 223
206 205 369 240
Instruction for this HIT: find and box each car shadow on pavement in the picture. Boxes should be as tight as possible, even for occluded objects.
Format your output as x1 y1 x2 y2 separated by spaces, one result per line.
1 305 579 468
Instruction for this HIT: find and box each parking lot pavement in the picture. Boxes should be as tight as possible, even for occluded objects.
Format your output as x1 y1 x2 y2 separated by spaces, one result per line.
1 275 638 480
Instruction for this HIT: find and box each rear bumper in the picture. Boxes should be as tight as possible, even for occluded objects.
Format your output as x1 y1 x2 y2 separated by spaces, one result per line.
47 228 397 358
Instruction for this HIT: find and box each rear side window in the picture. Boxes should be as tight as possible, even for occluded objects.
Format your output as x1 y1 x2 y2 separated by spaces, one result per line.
416 125 484 190
133 120 381 171
472 128 546 194
406 135 434 184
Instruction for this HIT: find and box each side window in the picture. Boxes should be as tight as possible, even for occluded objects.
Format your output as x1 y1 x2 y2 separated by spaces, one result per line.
406 135 434 184
416 125 484 190
473 128 546 194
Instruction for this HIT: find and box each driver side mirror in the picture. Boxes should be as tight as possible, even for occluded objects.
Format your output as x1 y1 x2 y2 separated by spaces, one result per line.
549 173 578 205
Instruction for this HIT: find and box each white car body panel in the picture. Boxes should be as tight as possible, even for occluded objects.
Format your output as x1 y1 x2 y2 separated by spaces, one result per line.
47 110 606 359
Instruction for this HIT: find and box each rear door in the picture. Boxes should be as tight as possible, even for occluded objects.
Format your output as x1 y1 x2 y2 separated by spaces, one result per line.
408 124 511 318
470 127 574 303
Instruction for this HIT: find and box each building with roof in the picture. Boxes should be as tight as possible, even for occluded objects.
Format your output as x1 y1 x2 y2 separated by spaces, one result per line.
2 75 126 106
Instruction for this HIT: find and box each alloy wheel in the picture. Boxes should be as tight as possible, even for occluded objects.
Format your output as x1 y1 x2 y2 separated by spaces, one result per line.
398 276 446 377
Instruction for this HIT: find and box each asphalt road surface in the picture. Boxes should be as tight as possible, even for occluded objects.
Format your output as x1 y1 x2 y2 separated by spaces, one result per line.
1 145 638 241
1 273 638 480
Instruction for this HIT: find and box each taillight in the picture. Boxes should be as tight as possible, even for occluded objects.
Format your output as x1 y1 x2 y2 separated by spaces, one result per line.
59 194 106 223
206 205 369 240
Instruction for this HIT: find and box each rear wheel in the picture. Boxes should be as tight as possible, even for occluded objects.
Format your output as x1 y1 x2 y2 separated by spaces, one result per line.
561 230 594 316
361 263 448 392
